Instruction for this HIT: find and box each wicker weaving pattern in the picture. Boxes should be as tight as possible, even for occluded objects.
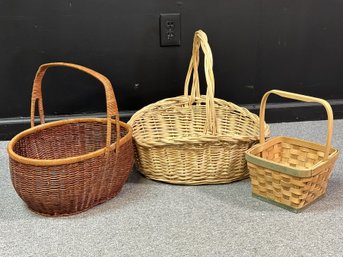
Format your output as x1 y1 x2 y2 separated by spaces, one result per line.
135 141 253 185
12 122 127 160
248 163 333 209
8 63 134 216
132 98 262 146
262 141 325 169
246 90 339 211
129 30 269 185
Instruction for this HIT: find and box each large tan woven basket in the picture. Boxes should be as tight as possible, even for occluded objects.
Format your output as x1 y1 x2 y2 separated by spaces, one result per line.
128 30 270 185
246 90 339 212
7 62 134 216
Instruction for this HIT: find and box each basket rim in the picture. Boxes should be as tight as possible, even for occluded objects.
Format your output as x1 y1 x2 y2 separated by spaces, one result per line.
129 95 270 146
7 118 132 166
245 136 339 177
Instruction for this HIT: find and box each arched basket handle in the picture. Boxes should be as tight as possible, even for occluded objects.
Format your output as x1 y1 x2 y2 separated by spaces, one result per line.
183 30 217 135
259 89 333 160
31 62 121 152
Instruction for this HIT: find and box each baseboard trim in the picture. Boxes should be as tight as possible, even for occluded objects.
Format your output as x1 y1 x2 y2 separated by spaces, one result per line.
1 100 343 140
0 111 135 140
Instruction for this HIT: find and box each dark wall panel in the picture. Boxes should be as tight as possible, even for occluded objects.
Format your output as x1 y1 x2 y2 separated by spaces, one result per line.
257 0 343 100
1 0 343 139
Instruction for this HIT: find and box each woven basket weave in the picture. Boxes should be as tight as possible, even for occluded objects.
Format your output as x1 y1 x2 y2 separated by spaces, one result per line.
246 90 339 212
7 62 134 216
128 30 270 185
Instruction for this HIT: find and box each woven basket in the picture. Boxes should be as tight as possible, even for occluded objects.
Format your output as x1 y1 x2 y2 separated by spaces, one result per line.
7 62 134 216
246 90 339 212
128 30 270 185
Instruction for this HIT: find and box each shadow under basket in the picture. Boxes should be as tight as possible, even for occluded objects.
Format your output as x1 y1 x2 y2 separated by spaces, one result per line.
246 136 339 212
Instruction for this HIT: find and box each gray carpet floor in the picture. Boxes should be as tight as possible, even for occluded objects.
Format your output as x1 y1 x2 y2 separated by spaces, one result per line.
1 120 343 257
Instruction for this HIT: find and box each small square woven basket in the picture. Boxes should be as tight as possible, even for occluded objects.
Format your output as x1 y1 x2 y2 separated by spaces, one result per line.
245 90 339 212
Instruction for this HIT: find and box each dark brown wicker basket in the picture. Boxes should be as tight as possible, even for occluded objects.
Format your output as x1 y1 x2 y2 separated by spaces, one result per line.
7 62 134 216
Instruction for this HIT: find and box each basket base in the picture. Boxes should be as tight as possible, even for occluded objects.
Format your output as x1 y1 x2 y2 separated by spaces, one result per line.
25 191 122 217
140 169 249 185
252 193 325 213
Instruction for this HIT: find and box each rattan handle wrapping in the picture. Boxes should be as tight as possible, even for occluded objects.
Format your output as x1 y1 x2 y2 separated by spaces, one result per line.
259 89 333 160
30 62 121 150
184 30 217 135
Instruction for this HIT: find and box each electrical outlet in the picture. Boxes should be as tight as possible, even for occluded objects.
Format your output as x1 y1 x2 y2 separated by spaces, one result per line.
160 13 181 46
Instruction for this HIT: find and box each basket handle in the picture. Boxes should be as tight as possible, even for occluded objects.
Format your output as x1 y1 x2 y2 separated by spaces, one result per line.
183 30 217 135
30 62 121 152
259 89 333 160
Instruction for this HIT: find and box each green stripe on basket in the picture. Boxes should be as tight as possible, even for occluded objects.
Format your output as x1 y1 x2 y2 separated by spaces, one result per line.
252 193 325 213
245 154 312 177
252 193 301 213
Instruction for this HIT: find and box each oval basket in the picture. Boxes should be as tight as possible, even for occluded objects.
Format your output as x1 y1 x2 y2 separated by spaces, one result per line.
7 62 134 216
128 30 270 185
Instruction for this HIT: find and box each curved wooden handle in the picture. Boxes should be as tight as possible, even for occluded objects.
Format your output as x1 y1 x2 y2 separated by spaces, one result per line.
259 89 333 160
183 30 216 135
31 62 121 151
